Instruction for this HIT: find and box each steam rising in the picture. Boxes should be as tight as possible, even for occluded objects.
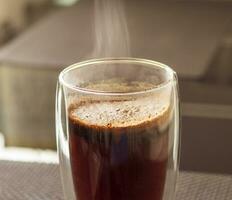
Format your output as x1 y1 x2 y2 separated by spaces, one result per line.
93 0 130 57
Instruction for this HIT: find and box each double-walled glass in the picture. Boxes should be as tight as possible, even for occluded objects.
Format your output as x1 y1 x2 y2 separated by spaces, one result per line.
56 58 180 200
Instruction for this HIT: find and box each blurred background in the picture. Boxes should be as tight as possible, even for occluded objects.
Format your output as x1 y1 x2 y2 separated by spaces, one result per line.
0 0 232 173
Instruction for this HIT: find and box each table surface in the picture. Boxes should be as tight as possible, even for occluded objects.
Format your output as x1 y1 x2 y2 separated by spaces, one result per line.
0 160 232 200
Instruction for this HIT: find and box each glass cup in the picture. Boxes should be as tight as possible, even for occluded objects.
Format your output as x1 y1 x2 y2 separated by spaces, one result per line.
56 58 180 200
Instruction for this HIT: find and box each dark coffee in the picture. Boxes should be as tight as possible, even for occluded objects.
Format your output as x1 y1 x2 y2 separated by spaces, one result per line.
68 95 171 200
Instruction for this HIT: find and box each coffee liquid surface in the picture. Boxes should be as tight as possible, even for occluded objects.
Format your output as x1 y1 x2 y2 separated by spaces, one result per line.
68 81 172 200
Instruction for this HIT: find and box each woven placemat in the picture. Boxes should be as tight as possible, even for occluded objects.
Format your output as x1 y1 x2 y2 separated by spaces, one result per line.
0 160 63 200
177 171 232 200
0 160 232 200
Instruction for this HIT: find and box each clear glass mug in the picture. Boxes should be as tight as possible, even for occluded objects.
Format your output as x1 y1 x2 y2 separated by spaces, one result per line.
56 58 180 200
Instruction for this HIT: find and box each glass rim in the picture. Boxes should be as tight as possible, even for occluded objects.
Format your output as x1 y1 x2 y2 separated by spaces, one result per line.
59 57 176 96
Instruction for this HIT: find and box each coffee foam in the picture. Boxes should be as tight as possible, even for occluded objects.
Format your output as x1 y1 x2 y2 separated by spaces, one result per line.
69 96 170 129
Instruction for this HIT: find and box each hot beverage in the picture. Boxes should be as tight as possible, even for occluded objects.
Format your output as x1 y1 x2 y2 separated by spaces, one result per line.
68 82 172 200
